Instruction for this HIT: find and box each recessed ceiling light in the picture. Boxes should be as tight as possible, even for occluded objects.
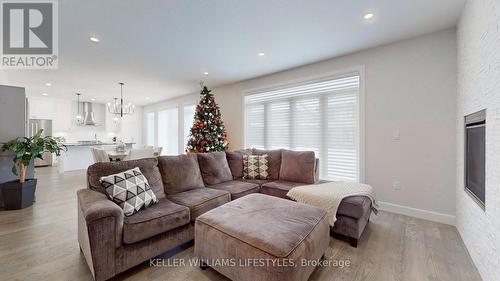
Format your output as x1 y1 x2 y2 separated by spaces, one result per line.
203 72 209 76
89 36 100 43
45 82 51 86
257 52 265 57
42 93 48 96
91 98 96 101
363 12 374 20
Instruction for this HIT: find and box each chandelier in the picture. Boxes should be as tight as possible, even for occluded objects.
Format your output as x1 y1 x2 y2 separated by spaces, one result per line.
107 82 135 117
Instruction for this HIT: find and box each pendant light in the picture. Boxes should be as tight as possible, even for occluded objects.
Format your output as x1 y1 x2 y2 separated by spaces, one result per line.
75 93 83 124
107 82 135 118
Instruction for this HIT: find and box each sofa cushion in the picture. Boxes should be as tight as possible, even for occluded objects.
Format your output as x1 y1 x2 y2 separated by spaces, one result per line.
279 150 316 184
252 149 282 180
100 167 158 216
208 180 260 200
260 180 306 199
158 154 205 194
166 188 230 221
197 152 233 185
87 158 165 199
122 198 190 244
337 196 372 219
226 149 252 179
243 154 269 180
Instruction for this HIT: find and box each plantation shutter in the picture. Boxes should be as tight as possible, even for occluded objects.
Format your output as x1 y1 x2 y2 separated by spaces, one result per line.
245 74 360 181
245 104 265 149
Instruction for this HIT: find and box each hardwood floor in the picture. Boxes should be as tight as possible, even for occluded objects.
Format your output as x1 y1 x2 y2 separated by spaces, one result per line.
0 166 482 281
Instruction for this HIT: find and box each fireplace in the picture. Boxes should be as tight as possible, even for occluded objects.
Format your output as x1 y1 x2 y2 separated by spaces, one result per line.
464 109 486 209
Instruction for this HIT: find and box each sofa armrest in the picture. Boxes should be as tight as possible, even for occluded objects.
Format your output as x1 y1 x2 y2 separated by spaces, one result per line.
77 188 123 281
78 188 124 226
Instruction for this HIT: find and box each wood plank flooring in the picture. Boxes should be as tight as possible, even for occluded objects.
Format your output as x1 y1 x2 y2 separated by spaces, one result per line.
0 166 482 281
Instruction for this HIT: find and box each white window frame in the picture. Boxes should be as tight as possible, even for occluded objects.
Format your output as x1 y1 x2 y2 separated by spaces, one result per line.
142 98 198 155
243 66 365 182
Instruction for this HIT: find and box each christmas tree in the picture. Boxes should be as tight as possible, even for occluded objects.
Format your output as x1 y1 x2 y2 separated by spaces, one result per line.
186 86 228 153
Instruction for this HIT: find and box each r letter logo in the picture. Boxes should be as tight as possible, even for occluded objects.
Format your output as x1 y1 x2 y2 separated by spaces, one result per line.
1 1 58 69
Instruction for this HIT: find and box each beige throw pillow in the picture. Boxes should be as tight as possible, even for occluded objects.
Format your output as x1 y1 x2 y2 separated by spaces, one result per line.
243 154 269 180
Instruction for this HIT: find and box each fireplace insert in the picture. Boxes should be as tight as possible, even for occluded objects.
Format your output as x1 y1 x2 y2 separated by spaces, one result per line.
464 109 486 209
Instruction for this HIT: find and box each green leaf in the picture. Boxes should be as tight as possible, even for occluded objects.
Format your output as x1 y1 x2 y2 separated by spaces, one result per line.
1 129 65 178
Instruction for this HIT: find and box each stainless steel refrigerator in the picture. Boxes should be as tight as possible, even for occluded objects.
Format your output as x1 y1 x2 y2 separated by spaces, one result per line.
29 119 53 167
0 85 35 207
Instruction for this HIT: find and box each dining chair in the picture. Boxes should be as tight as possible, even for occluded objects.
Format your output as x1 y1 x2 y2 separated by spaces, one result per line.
125 147 155 160
91 148 110 163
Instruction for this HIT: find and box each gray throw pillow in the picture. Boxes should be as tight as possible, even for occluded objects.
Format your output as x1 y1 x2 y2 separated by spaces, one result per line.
100 167 158 216
157 154 205 194
197 152 233 185
279 150 316 184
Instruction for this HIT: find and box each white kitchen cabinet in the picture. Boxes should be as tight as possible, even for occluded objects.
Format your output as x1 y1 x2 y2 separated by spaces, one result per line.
29 97 55 120
29 97 72 132
52 99 72 131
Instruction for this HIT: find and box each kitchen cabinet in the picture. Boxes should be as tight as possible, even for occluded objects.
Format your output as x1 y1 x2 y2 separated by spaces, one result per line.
29 97 72 132
29 98 55 120
52 100 72 131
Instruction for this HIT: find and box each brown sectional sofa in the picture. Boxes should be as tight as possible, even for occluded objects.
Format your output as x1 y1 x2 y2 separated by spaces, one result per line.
77 149 371 281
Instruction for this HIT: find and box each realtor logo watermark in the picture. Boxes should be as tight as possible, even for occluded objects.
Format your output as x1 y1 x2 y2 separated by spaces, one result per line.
1 0 58 69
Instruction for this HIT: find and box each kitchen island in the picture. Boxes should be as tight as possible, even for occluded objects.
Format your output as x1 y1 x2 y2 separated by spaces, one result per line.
58 142 134 173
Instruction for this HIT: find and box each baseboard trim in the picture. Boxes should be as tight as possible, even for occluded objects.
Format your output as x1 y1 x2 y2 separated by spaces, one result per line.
378 201 456 226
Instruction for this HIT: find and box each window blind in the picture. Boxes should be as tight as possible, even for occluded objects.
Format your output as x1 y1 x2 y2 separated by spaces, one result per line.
245 74 360 181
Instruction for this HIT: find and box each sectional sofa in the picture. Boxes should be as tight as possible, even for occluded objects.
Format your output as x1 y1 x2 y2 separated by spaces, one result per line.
77 149 371 281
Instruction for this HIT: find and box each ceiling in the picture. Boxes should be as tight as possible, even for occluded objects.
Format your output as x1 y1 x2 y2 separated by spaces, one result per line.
0 0 465 105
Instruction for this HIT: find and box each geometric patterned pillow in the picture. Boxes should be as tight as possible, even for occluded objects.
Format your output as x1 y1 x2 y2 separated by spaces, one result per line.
243 154 269 180
100 167 158 216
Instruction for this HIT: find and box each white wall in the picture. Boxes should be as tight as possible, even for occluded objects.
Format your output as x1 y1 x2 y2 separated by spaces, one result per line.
117 106 143 145
211 29 458 220
456 1 500 280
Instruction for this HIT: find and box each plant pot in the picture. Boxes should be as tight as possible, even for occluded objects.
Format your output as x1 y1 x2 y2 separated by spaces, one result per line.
0 179 37 210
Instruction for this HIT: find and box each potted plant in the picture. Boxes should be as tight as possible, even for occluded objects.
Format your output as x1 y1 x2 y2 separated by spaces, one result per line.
1 129 66 210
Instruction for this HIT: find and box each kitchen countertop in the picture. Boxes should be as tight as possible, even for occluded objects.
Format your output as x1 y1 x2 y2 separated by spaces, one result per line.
62 142 135 147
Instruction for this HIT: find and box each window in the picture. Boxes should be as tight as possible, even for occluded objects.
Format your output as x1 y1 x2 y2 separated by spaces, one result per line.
183 104 196 152
157 107 178 155
146 112 155 146
245 74 360 181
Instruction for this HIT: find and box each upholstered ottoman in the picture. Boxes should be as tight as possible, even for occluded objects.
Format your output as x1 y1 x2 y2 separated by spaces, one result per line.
195 193 329 281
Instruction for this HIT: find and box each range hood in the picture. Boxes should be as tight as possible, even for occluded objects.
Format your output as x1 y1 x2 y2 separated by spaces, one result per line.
82 102 98 126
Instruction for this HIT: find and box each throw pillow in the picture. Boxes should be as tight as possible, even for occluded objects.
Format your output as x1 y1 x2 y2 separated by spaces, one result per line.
243 154 269 180
197 152 233 185
279 150 316 184
252 149 283 180
100 167 158 216
157 154 205 194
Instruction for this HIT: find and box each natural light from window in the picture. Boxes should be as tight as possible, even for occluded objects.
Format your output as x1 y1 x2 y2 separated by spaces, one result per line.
158 107 179 155
245 74 361 182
